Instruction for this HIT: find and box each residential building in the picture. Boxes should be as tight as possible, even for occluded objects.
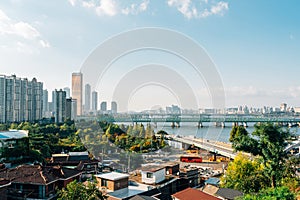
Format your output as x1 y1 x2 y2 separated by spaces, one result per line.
95 172 129 192
163 162 179 175
66 97 76 120
111 101 117 114
0 130 29 161
0 164 81 200
0 75 43 123
141 165 166 184
84 83 91 113
172 187 220 200
72 72 83 116
42 89 49 117
280 103 287 112
63 87 70 98
92 91 98 112
54 89 66 123
101 101 107 112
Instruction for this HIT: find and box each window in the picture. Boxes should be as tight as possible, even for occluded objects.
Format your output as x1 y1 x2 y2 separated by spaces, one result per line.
101 179 107 187
146 172 153 178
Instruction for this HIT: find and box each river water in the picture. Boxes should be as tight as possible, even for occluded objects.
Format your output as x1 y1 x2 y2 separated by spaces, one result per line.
152 122 300 143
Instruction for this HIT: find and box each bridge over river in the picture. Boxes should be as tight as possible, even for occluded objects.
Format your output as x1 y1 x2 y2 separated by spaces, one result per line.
168 135 238 159
92 114 300 127
168 135 300 159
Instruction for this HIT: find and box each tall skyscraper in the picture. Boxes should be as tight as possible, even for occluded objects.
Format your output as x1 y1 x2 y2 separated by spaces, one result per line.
52 90 56 114
63 87 71 98
42 89 49 117
72 72 83 116
100 101 107 112
0 74 43 123
92 91 98 112
84 83 91 113
111 101 117 114
54 89 66 123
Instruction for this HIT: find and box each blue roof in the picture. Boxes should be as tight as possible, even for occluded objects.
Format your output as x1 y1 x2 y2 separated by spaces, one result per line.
0 130 28 140
205 177 220 186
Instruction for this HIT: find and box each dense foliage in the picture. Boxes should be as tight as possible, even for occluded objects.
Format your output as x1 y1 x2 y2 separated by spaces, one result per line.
0 120 86 164
57 180 107 200
223 123 300 198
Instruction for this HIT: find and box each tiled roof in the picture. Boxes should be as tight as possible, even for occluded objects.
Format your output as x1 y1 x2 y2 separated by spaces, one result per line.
129 195 158 200
172 187 220 200
141 165 165 172
216 188 243 200
0 165 81 185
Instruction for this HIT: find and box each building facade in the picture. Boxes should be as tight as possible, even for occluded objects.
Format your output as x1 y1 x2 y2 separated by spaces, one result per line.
72 72 83 116
0 75 43 123
100 101 107 113
111 101 117 114
54 89 66 123
63 87 70 98
84 83 91 113
92 91 98 112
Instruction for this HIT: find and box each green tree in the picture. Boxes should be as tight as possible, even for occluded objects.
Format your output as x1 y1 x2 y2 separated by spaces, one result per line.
230 123 290 187
241 186 295 200
57 180 106 200
221 153 269 193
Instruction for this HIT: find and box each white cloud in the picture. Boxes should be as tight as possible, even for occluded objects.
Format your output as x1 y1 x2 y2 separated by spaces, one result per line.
82 1 95 8
39 40 50 48
13 21 40 39
68 0 149 16
0 9 50 52
121 0 149 15
68 0 77 6
95 0 118 16
210 1 228 15
167 0 229 19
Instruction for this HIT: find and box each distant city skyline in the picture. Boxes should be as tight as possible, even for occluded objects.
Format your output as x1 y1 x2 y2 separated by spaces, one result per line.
0 1 299 111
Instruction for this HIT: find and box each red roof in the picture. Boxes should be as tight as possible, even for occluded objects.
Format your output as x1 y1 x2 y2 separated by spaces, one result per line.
0 165 81 185
172 187 220 200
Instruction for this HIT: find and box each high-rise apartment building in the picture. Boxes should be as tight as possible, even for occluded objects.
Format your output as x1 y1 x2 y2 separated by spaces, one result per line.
72 72 83 116
0 75 43 123
111 101 117 114
92 91 98 112
54 89 66 123
84 83 91 113
100 101 107 112
63 87 71 98
42 89 49 117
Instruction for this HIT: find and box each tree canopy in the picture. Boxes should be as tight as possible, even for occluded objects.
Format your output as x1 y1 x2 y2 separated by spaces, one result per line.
57 180 107 200
229 123 291 187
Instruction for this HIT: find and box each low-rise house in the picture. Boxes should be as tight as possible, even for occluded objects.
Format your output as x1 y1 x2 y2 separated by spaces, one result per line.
0 178 11 200
172 187 220 200
163 162 179 175
0 164 81 200
0 130 29 161
95 172 129 193
141 165 166 185
50 151 90 163
179 166 200 187
95 172 153 200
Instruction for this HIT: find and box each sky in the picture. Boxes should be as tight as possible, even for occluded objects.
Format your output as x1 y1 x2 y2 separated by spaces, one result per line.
0 0 299 111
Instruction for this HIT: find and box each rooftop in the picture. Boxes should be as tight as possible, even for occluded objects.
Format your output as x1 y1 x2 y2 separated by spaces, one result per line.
95 172 129 181
0 130 28 140
0 164 81 185
216 188 243 200
68 151 89 156
108 181 152 199
172 187 220 200
141 165 165 172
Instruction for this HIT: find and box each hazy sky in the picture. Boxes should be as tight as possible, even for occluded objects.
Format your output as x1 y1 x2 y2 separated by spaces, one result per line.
0 0 299 111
